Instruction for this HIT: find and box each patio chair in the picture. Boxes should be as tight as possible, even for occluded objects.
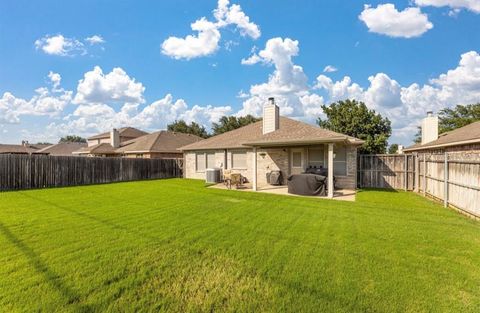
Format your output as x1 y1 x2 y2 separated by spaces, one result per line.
228 173 243 189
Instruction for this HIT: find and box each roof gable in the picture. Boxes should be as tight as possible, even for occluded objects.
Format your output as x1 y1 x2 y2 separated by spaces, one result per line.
115 131 204 153
87 127 148 140
180 116 363 151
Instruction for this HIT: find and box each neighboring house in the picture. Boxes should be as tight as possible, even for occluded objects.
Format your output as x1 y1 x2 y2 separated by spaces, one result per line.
34 142 87 156
404 112 480 154
74 129 203 159
86 127 148 147
180 98 364 198
0 142 50 155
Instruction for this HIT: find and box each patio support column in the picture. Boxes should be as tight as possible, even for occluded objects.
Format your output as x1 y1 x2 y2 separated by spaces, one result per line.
328 143 334 198
253 147 258 191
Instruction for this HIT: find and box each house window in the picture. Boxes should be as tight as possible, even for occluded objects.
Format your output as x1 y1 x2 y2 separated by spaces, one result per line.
292 150 303 168
231 151 247 169
333 145 347 176
206 152 216 169
136 154 144 158
308 147 324 167
196 152 216 172
195 153 206 172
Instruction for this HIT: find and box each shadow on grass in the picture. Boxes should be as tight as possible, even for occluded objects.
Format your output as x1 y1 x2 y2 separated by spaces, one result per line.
0 222 97 313
357 188 400 193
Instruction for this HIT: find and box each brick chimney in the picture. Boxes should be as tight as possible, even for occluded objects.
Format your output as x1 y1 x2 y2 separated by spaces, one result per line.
110 128 120 148
263 97 279 135
421 111 438 145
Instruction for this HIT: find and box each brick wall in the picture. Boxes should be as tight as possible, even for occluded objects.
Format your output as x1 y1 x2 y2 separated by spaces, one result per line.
185 144 358 190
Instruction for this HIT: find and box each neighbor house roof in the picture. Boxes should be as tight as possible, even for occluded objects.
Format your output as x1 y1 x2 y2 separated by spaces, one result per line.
180 117 364 151
404 121 480 152
75 131 203 155
73 143 116 155
0 144 49 154
34 142 87 156
115 131 203 154
87 127 148 140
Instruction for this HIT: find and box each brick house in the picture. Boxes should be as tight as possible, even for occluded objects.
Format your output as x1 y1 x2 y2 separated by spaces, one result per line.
74 128 203 159
180 98 364 198
403 113 480 156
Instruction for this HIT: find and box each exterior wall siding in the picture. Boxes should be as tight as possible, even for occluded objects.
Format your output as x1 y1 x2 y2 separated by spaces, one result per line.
185 144 359 190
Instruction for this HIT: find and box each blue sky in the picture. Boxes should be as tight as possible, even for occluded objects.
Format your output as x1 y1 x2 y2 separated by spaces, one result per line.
1 0 479 145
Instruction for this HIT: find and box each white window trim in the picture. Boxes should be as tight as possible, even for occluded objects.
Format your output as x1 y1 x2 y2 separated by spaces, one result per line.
230 150 248 170
291 149 304 169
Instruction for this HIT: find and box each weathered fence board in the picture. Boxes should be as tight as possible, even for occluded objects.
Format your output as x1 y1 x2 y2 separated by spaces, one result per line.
357 154 415 190
0 155 183 191
418 153 480 218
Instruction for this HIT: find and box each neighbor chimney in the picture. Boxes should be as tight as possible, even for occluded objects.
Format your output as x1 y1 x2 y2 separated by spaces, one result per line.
263 97 279 135
110 128 120 148
397 145 404 154
421 111 438 145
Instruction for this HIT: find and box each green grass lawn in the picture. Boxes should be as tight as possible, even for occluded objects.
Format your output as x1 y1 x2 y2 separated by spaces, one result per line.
1 179 479 312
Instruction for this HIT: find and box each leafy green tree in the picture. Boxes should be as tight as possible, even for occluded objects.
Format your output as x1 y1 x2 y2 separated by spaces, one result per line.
59 135 86 143
167 120 209 138
413 103 480 143
211 115 261 136
317 99 392 154
439 103 480 133
388 144 399 154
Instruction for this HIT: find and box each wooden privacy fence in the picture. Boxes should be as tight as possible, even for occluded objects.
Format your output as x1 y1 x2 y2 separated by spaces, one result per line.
358 154 415 190
417 153 480 218
358 153 480 218
0 154 183 191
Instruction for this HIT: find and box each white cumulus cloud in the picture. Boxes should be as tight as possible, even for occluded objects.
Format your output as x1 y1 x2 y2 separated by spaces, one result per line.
85 35 105 45
161 0 260 59
35 34 105 56
35 34 85 56
323 65 338 73
415 0 480 13
359 4 433 38
73 66 145 105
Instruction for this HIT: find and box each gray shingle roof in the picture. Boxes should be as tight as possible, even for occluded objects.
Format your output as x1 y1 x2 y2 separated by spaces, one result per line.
34 142 87 156
87 127 148 140
180 117 364 151
404 121 480 151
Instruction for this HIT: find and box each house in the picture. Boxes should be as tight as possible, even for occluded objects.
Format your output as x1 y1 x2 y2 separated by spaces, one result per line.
0 141 50 155
403 112 480 155
86 127 148 147
34 142 87 156
180 98 364 198
74 128 203 159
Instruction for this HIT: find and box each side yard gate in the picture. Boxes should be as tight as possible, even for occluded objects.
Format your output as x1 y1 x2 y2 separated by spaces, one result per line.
358 153 480 218
0 154 183 191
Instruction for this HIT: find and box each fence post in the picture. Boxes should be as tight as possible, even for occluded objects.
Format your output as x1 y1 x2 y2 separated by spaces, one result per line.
423 155 426 196
414 153 419 192
404 154 408 191
444 152 448 208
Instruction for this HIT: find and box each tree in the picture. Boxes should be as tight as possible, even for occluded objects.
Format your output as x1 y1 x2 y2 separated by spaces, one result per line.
211 115 261 136
317 99 392 154
59 135 86 143
388 144 399 154
439 103 480 133
167 120 209 138
412 103 480 143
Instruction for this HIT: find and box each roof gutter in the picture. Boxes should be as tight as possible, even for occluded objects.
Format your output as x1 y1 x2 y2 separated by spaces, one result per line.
403 138 480 152
243 136 363 147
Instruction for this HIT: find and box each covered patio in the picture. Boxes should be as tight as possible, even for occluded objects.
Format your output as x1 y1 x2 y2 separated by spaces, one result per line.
208 182 356 201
